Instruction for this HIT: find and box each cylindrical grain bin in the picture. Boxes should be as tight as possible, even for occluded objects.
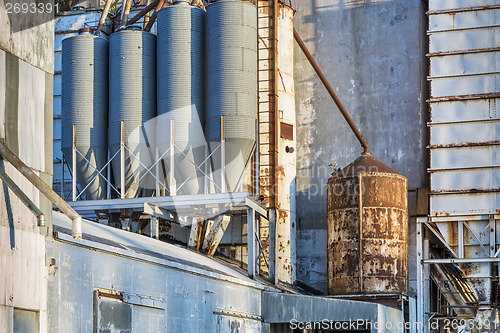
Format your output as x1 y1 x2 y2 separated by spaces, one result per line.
109 27 156 198
327 154 408 295
206 0 258 192
157 0 205 195
61 30 108 201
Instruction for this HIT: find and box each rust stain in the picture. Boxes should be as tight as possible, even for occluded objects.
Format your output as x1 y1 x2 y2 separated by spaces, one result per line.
427 92 500 103
327 161 408 295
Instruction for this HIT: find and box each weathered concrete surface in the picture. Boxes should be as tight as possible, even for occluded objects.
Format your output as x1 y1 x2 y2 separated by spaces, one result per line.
294 0 428 293
0 3 54 330
0 0 54 73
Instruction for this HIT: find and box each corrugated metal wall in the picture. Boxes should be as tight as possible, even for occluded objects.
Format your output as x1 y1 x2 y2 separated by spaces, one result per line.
53 10 109 199
427 2 499 216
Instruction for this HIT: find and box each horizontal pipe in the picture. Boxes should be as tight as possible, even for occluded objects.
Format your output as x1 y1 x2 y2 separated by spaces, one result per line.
293 28 370 154
96 0 114 32
0 141 82 238
144 0 165 32
127 0 159 25
0 163 45 227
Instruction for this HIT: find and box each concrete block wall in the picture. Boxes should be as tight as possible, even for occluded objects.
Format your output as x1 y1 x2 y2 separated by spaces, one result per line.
293 0 429 294
0 4 54 332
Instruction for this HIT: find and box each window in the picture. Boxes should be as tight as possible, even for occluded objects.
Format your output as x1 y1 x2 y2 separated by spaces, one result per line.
14 308 39 333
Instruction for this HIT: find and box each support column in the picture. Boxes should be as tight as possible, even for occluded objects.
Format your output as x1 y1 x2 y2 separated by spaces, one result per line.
248 208 256 279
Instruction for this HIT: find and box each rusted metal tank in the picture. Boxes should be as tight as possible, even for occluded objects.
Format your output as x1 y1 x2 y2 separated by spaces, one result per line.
327 154 408 295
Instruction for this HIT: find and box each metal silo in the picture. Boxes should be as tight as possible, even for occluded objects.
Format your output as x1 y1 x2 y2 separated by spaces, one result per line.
109 27 156 198
206 0 258 192
157 0 206 195
61 30 108 201
327 154 408 295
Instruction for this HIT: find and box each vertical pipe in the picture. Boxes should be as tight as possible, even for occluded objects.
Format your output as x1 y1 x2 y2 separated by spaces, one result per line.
268 208 276 283
247 208 255 279
221 116 225 193
155 146 160 197
170 120 176 196
150 216 158 239
490 217 496 257
423 238 430 333
72 125 77 201
416 219 423 333
255 119 259 197
204 144 208 194
458 221 464 258
106 149 111 199
61 156 64 200
120 121 125 199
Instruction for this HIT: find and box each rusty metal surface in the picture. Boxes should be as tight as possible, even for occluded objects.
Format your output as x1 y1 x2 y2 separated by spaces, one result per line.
327 155 408 295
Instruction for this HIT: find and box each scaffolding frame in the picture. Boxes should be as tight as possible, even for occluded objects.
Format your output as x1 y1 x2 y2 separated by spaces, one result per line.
416 214 500 333
64 118 274 280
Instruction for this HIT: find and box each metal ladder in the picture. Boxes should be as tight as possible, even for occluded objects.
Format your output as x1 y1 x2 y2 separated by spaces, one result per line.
257 0 278 209
256 0 278 279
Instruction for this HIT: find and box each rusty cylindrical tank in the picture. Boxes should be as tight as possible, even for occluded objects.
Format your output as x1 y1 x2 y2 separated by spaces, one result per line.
327 154 408 295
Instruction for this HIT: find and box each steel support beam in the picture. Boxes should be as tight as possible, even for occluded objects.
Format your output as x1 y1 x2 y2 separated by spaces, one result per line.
203 215 231 256
248 208 256 279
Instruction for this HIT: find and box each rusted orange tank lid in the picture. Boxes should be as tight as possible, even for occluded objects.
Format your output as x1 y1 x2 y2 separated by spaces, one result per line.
335 154 401 177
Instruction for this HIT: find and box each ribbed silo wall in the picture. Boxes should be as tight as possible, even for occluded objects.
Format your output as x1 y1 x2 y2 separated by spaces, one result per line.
61 32 109 200
157 1 206 195
109 29 157 198
206 0 258 192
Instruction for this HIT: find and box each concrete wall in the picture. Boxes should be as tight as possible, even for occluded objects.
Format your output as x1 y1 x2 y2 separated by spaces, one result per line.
293 0 428 294
0 2 53 332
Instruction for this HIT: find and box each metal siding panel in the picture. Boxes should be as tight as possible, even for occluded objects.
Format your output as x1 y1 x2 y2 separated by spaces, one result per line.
430 74 500 97
429 9 500 31
429 28 500 53
430 192 500 216
430 98 497 122
53 74 61 96
429 0 498 12
429 52 500 77
430 146 500 169
54 52 62 72
53 96 61 117
430 168 499 191
430 121 499 146
53 118 61 140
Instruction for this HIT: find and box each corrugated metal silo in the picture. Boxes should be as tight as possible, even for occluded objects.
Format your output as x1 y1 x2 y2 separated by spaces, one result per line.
61 31 109 201
327 154 408 295
206 0 258 192
109 27 157 198
157 0 206 195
